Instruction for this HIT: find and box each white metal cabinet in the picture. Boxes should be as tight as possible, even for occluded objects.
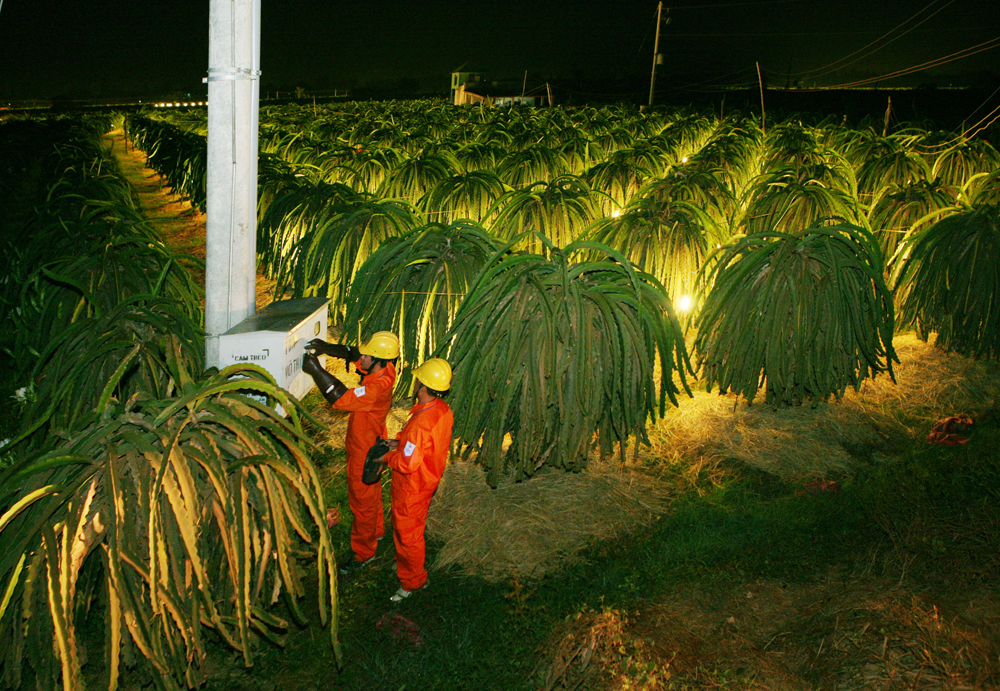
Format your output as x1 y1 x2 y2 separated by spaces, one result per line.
218 297 331 401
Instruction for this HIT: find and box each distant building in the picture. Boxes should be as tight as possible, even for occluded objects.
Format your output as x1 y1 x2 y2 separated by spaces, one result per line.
451 65 549 106
493 95 541 107
451 66 484 104
454 83 543 106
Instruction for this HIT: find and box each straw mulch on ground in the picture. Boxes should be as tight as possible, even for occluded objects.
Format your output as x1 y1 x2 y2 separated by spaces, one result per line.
644 333 1000 482
425 459 673 581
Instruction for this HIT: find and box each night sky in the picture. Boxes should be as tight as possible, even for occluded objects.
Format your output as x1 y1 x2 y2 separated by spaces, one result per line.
0 0 997 101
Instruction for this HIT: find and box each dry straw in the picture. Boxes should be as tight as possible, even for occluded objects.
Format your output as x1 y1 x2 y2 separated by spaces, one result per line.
425 459 673 581
645 333 1000 482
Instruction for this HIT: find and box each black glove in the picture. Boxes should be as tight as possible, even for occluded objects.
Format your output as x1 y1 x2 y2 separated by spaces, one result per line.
307 339 360 362
332 343 361 361
302 353 349 403
362 436 392 485
306 339 334 357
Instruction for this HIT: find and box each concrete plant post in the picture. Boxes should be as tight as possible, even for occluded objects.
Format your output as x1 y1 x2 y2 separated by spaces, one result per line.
204 0 261 369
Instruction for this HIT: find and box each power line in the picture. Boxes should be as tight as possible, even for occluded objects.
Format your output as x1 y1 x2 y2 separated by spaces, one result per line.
964 84 1000 126
636 5 658 55
909 97 1000 150
789 0 958 80
965 104 1000 139
668 30 941 37
922 98 1000 148
816 35 1000 89
647 28 999 96
666 0 806 8
545 82 647 100
668 27 989 37
656 63 760 91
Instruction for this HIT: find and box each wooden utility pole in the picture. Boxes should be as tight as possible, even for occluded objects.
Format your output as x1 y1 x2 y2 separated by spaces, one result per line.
756 61 766 136
648 2 665 107
521 70 527 104
546 82 553 107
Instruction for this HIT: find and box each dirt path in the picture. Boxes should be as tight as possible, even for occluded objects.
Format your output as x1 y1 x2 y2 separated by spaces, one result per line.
103 129 276 309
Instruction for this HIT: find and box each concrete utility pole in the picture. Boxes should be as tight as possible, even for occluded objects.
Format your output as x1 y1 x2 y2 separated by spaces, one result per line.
648 2 666 107
204 0 261 369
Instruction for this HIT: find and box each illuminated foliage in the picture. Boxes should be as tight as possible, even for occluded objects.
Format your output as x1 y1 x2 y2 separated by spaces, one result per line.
343 220 499 393
441 236 691 486
0 122 338 691
487 175 602 250
695 222 896 407
893 205 1000 360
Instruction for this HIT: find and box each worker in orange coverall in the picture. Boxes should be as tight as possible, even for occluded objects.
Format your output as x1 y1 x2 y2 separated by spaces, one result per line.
377 358 454 602
302 331 399 574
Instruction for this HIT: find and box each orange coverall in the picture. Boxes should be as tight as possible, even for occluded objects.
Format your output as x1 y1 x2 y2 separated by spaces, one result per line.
333 361 396 563
384 397 454 591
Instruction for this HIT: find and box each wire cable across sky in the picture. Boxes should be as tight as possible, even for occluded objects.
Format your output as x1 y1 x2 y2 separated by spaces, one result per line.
786 0 958 80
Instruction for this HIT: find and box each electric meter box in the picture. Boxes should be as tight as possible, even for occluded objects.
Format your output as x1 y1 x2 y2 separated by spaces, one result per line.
218 297 331 401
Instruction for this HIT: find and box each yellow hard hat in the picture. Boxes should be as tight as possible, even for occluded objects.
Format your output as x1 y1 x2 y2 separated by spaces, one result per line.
358 331 400 359
412 358 452 391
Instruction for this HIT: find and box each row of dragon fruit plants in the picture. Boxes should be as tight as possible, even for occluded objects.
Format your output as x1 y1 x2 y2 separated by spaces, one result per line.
126 103 1000 468
128 100 1000 321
